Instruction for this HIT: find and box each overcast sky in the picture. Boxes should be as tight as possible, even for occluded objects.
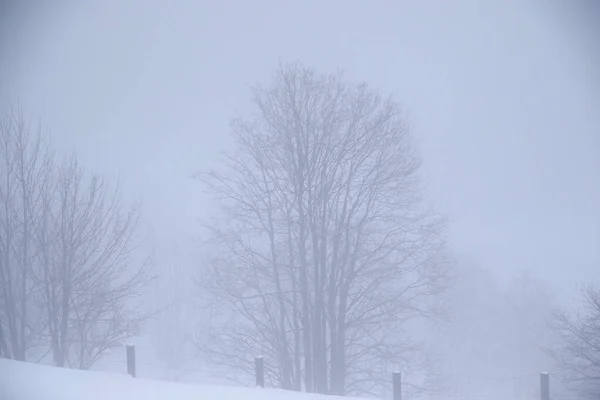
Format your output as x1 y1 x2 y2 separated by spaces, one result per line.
2 0 599 302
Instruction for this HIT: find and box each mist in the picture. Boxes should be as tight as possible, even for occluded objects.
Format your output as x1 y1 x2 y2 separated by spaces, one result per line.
0 1 598 400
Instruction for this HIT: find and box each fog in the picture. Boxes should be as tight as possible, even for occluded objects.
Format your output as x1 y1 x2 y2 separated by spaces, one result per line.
1 1 598 400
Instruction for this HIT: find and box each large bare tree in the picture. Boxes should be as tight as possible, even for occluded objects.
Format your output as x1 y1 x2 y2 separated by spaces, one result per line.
548 284 600 400
194 63 449 396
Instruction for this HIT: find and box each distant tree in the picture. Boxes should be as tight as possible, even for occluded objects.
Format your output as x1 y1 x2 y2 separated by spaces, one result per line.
548 284 600 400
424 263 561 400
425 262 512 399
194 62 450 396
505 272 557 371
151 262 194 380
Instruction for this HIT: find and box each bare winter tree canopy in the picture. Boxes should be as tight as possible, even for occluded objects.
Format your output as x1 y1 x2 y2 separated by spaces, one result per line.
0 105 153 369
548 285 600 400
194 63 450 397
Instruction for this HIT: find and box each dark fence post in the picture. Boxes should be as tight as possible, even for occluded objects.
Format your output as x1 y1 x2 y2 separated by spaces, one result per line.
126 345 136 378
540 372 550 400
393 371 402 400
255 356 264 388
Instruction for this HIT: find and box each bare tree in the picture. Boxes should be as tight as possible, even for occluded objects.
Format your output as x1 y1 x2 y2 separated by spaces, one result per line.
194 62 449 396
0 106 50 360
39 155 153 369
0 105 153 369
547 284 600 400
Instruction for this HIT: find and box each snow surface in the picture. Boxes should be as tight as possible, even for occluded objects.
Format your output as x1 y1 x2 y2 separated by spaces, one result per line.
0 358 360 400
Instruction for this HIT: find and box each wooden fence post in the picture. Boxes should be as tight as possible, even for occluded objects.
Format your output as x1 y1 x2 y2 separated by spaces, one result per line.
540 372 550 400
126 345 136 378
255 356 264 388
393 371 402 400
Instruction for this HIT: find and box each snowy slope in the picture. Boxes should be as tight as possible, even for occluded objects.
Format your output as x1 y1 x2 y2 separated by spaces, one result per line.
0 358 358 400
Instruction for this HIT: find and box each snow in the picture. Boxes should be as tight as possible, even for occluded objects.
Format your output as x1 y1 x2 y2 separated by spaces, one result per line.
0 358 359 400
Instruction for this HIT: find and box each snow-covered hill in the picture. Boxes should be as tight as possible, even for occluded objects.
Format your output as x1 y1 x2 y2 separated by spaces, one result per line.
0 358 358 400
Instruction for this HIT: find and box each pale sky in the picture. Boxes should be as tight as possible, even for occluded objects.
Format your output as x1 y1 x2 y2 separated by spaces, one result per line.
2 1 599 302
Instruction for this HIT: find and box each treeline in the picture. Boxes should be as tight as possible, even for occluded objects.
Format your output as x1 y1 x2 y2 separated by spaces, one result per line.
0 106 152 369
